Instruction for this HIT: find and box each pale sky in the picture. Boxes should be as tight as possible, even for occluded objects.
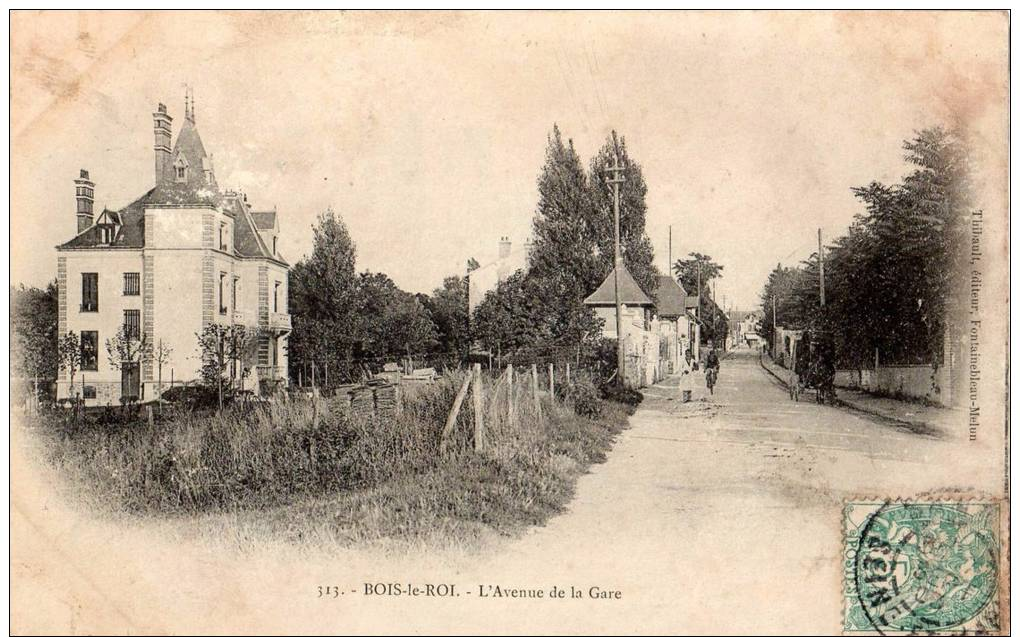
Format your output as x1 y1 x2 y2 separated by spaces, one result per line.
11 11 1008 310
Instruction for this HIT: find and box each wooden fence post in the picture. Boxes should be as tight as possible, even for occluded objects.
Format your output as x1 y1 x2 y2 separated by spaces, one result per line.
147 405 154 427
472 363 484 453
507 364 515 426
548 362 554 397
441 372 474 455
566 362 571 385
488 366 504 428
531 364 540 416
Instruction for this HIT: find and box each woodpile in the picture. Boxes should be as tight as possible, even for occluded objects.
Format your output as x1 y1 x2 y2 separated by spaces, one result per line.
329 380 399 421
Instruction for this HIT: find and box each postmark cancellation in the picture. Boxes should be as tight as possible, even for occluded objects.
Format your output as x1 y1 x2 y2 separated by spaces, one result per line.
843 500 1002 634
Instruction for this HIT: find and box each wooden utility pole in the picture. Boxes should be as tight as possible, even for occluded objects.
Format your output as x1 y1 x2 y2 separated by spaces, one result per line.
668 225 672 273
607 130 627 387
772 295 777 358
818 228 826 307
696 261 702 319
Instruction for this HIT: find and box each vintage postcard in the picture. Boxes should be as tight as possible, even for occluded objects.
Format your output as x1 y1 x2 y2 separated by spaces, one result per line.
8 9 1010 635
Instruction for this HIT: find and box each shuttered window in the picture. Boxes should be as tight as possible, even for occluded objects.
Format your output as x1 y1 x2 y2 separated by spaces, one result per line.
124 310 141 340
81 273 98 312
124 272 140 296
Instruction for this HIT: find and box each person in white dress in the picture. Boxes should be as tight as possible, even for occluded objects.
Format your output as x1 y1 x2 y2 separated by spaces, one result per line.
678 347 696 402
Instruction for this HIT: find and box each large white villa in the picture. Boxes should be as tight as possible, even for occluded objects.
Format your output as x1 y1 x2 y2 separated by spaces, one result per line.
56 97 290 405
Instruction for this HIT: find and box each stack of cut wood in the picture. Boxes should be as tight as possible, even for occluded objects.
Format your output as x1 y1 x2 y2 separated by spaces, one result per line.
374 383 398 418
332 384 358 414
351 387 375 419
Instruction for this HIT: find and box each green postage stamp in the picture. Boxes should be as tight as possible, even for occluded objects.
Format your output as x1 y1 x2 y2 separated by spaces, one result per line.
843 501 1000 634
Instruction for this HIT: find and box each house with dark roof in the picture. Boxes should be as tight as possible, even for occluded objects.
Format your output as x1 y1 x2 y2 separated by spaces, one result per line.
583 265 655 337
583 264 662 387
56 97 290 404
652 275 700 371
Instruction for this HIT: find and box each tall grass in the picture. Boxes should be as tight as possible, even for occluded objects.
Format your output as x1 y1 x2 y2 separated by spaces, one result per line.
36 370 633 546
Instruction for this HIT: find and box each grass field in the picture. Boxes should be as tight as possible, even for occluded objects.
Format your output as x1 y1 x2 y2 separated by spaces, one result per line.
31 371 633 552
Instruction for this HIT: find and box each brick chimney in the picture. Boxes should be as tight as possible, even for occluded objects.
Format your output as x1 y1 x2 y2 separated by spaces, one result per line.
498 236 511 259
74 169 94 233
152 103 172 184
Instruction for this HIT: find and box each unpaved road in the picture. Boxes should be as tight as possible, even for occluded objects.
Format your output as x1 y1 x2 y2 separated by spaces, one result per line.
464 348 998 634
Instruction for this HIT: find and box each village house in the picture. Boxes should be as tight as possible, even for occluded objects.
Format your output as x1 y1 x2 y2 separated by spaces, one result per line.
652 275 699 372
56 97 290 405
583 265 661 387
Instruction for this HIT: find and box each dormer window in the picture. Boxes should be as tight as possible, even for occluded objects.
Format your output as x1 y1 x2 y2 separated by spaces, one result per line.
99 226 114 244
173 155 189 183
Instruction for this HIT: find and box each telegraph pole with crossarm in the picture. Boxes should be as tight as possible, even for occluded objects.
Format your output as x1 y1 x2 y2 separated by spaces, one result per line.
607 131 627 387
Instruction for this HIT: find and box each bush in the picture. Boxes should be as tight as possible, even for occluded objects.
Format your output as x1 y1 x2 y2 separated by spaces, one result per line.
600 383 643 407
161 384 226 410
563 378 603 419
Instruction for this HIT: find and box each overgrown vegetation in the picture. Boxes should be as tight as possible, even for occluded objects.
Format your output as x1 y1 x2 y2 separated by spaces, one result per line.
35 371 632 547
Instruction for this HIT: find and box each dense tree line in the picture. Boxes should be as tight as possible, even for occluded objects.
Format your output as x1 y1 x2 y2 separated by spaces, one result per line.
288 209 452 379
759 127 972 368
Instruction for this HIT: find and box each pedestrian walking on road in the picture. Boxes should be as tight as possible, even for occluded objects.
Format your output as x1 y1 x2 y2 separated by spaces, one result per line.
678 347 695 402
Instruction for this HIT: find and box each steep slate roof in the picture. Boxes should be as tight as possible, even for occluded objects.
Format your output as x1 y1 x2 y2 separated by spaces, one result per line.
584 265 653 306
57 113 286 265
685 295 700 310
654 275 689 317
251 211 277 230
57 189 155 250
223 196 285 263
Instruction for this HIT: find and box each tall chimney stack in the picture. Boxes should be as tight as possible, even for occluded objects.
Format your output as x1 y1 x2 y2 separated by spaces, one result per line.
75 169 94 233
498 236 511 260
153 103 172 184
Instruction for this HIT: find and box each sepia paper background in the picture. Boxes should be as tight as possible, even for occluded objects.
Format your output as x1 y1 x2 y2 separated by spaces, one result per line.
10 10 1010 634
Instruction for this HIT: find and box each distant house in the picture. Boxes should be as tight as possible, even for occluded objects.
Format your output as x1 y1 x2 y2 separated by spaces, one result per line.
652 275 698 372
467 236 531 312
728 310 763 347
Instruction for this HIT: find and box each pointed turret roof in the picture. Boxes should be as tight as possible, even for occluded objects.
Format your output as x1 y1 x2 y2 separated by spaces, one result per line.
148 102 218 205
584 264 653 306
